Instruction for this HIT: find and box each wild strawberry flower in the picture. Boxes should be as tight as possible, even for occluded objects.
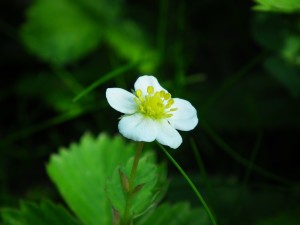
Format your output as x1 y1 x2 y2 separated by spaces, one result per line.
106 75 198 149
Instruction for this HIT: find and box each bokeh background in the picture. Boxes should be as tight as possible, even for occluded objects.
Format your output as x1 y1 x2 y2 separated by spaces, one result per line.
1 0 300 224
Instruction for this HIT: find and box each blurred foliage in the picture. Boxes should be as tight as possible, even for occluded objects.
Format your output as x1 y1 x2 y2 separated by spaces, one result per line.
255 209 300 225
21 0 158 71
252 13 300 97
15 72 86 113
136 203 210 225
265 56 300 97
21 0 102 66
253 0 300 13
1 201 80 225
166 175 300 225
1 0 300 224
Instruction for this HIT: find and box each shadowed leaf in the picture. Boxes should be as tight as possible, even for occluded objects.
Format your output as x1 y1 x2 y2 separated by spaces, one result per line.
1 201 79 225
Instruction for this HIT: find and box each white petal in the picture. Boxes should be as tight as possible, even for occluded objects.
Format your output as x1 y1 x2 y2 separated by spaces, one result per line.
106 88 137 114
118 113 158 142
156 120 182 149
168 98 198 131
134 75 167 94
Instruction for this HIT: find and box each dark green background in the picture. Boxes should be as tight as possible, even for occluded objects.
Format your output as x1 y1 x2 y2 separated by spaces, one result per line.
0 0 299 224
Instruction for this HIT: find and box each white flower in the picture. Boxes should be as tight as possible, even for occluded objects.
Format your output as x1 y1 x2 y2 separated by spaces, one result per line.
106 75 198 149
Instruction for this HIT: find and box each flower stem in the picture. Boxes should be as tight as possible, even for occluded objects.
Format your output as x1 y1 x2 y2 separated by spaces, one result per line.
129 142 144 186
158 143 218 225
122 142 144 225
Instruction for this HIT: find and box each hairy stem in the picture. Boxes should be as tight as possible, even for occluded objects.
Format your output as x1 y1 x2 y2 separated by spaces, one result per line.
122 142 144 225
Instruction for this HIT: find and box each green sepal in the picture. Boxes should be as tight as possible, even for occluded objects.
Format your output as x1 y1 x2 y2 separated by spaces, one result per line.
133 184 145 195
106 152 167 220
119 169 130 193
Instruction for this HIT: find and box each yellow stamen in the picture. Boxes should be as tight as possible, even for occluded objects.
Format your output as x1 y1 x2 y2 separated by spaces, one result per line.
134 86 177 120
147 86 154 94
136 89 142 97
164 93 171 100
160 90 166 98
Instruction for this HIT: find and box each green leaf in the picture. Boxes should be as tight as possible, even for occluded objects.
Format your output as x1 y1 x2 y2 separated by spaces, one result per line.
106 152 167 219
253 0 300 13
21 0 101 65
252 13 300 66
281 35 300 65
46 133 136 225
136 203 210 225
1 201 80 225
265 56 300 97
73 0 122 20
15 72 84 113
106 20 160 73
252 14 287 52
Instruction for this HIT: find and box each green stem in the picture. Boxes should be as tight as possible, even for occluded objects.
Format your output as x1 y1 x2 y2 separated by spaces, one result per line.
129 142 144 187
122 142 144 225
158 143 218 225
73 61 137 102
190 138 217 220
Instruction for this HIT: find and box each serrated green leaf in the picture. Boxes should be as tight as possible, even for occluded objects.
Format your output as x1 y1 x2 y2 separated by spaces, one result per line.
106 152 167 219
264 56 300 97
21 0 101 65
1 201 79 225
253 0 300 13
136 203 210 225
46 133 136 225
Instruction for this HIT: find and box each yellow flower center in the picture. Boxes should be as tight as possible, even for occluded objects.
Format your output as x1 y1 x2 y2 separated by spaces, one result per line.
134 86 177 119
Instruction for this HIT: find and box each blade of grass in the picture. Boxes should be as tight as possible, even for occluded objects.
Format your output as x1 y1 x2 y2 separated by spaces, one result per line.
190 138 217 221
243 130 263 185
190 138 209 185
157 0 169 61
242 95 263 185
231 129 264 221
201 51 268 113
158 143 218 225
174 0 186 89
201 119 293 186
190 139 212 194
53 66 85 95
1 103 100 144
73 62 137 102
